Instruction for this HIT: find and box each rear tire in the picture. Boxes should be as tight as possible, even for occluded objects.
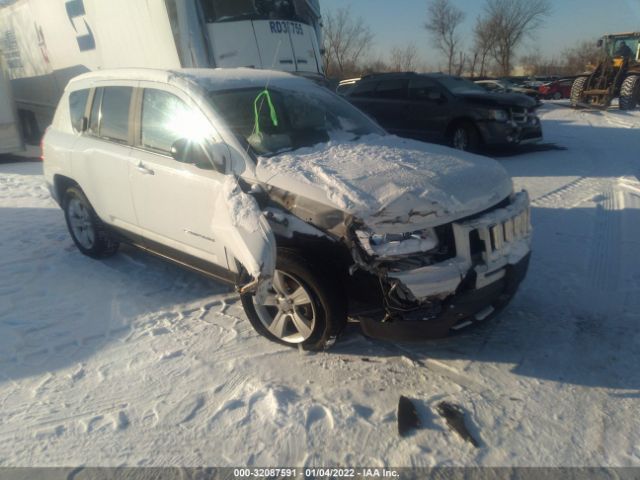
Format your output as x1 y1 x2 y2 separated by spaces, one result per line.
553 91 562 100
619 75 639 111
241 249 347 351
570 77 588 108
63 187 119 259
449 121 481 152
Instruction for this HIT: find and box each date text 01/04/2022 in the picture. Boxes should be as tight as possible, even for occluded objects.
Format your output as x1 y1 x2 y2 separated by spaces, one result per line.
232 468 400 478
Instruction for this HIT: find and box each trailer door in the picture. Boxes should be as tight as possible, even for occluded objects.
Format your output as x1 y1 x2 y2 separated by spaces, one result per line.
206 21 264 69
0 57 22 154
252 20 297 72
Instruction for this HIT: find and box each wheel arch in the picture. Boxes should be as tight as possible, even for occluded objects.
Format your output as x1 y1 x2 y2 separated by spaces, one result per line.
274 235 353 284
53 174 80 207
445 117 485 144
240 245 349 350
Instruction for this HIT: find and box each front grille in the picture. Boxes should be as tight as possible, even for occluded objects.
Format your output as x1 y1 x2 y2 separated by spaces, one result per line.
487 209 531 253
510 107 535 125
453 191 531 265
466 205 531 262
469 229 486 262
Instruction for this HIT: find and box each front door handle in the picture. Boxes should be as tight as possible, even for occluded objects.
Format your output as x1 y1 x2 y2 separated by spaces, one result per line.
137 163 155 176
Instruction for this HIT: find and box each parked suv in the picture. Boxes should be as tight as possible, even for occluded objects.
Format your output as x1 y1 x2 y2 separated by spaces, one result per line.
345 73 543 152
43 68 532 350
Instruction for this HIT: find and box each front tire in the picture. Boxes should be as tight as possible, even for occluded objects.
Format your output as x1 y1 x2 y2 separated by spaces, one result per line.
570 77 588 108
619 75 639 111
63 187 119 258
449 121 481 152
241 250 347 350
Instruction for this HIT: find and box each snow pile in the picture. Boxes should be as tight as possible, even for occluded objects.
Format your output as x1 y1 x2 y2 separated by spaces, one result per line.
257 135 512 231
222 177 262 233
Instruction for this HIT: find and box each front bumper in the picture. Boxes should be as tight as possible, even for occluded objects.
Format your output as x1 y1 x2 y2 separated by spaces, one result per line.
477 118 543 146
360 253 530 341
360 191 532 341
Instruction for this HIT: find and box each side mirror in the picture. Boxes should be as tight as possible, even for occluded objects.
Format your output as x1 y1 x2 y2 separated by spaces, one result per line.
597 39 603 48
171 139 226 173
80 116 88 133
208 143 228 173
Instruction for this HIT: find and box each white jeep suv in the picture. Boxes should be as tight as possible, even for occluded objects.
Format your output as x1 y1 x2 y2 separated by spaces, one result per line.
43 68 532 350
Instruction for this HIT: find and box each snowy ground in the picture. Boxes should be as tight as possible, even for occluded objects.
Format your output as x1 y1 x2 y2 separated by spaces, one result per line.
0 103 639 467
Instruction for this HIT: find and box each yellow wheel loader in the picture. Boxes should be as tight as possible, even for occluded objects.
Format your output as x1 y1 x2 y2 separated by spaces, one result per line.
570 32 640 110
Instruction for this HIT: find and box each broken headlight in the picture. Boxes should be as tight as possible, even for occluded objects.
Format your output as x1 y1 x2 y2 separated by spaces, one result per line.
355 228 439 258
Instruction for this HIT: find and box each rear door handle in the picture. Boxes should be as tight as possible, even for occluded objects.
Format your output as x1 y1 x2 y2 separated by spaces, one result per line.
137 163 155 176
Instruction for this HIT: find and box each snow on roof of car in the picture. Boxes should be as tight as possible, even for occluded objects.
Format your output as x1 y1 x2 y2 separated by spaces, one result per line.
67 68 313 93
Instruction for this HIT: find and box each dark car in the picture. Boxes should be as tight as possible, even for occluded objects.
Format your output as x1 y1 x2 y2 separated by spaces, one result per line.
344 72 543 152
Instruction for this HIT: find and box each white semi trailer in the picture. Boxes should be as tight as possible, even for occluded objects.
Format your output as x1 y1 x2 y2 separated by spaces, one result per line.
0 0 323 141
0 52 22 153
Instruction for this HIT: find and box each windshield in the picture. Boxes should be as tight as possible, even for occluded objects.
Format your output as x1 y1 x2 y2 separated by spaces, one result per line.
208 86 385 157
607 36 640 61
200 0 300 23
436 76 487 94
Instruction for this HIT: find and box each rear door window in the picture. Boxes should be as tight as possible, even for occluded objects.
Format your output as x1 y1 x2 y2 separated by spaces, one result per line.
98 86 133 144
350 81 378 98
409 78 442 100
375 79 408 100
69 89 89 133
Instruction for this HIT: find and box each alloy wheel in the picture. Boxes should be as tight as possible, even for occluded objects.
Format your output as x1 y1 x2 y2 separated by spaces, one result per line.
253 270 316 344
452 128 469 151
67 198 95 249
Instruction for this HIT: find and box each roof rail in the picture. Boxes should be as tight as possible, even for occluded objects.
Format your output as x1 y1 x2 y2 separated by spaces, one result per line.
361 71 418 79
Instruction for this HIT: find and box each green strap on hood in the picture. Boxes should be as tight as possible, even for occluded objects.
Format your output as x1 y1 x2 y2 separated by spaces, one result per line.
253 89 279 136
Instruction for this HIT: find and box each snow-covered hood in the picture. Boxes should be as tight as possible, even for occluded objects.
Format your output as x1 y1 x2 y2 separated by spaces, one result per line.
255 135 513 234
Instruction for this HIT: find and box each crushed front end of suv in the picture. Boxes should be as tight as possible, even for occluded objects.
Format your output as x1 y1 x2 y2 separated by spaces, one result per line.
43 68 532 350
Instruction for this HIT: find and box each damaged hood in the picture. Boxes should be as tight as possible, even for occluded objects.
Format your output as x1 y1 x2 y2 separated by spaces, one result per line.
255 135 513 234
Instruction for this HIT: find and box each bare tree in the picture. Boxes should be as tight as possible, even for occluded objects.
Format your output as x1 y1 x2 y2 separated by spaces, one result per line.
455 51 467 76
322 7 374 78
389 44 419 72
472 16 497 77
517 38 601 77
360 58 392 76
563 39 601 75
424 0 465 75
519 52 560 76
484 0 551 76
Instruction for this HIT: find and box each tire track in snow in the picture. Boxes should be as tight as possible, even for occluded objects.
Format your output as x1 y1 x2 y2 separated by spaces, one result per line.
569 178 638 464
531 177 596 209
586 186 622 295
602 111 640 129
